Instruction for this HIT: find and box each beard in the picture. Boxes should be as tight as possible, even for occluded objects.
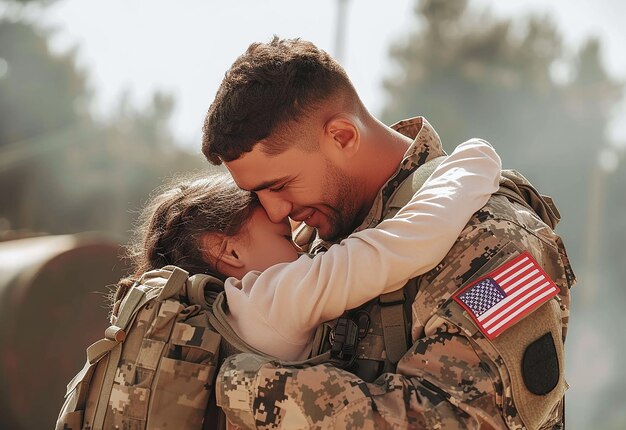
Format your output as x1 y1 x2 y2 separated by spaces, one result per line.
319 159 365 242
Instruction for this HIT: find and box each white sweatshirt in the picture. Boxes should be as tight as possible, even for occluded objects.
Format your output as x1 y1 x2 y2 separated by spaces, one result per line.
224 139 502 361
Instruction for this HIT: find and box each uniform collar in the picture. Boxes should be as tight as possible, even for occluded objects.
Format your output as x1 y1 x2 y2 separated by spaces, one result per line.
355 116 445 232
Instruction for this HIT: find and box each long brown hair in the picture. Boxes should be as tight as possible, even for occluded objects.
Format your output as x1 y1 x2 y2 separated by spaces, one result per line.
113 173 259 305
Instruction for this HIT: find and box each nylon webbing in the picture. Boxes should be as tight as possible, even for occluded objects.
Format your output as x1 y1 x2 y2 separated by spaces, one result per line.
86 285 150 365
379 289 407 363
86 339 117 365
116 285 149 330
187 273 224 308
209 293 269 358
92 343 122 430
187 275 210 307
64 358 95 397
379 156 447 364
86 279 154 428
156 266 189 301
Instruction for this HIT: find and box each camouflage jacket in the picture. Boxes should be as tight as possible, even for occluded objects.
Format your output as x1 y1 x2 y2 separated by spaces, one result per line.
216 117 576 429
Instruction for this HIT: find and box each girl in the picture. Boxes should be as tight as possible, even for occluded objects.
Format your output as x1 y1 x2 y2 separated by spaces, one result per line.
121 139 501 361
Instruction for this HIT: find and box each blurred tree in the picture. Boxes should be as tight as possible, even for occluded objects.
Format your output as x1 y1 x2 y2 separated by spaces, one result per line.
0 16 211 240
381 1 625 427
381 0 623 274
0 18 89 231
0 20 87 146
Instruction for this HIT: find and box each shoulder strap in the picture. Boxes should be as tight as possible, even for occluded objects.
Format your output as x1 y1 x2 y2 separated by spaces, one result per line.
86 283 154 430
379 289 408 363
379 155 447 363
187 273 225 308
156 266 190 301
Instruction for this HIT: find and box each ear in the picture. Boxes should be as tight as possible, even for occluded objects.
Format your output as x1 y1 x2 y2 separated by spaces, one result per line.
199 233 245 272
216 236 245 270
324 114 360 158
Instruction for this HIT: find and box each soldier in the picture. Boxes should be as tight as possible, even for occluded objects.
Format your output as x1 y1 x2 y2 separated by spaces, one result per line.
202 37 575 429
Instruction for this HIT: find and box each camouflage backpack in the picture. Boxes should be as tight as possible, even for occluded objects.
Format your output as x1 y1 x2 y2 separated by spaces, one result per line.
55 264 349 430
56 266 226 430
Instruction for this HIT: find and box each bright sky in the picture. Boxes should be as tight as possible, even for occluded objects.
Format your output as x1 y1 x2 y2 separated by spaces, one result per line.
41 0 626 148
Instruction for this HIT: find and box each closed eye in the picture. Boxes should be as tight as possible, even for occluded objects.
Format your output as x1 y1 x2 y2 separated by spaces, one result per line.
269 183 286 193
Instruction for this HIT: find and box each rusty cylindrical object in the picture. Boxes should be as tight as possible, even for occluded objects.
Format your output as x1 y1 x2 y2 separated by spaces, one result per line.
0 233 129 430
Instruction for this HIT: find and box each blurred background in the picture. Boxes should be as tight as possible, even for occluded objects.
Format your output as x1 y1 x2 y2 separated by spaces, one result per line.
0 0 624 428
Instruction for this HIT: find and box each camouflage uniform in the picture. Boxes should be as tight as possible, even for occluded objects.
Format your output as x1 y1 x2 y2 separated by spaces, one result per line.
216 117 576 429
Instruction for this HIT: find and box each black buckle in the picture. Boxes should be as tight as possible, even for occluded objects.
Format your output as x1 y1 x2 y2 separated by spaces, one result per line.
329 317 359 366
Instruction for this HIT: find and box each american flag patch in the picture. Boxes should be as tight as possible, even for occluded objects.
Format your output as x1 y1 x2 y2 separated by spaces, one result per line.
453 251 559 340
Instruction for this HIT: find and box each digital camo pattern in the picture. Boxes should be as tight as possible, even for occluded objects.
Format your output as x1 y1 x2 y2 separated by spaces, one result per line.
99 297 214 429
217 116 576 429
56 268 220 430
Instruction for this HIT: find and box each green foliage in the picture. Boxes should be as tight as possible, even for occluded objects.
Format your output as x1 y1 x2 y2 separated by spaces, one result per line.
383 1 621 154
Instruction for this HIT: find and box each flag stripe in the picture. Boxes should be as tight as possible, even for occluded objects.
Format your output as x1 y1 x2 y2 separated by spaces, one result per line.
486 282 554 332
496 263 535 291
502 268 540 293
487 286 558 335
483 280 551 328
498 262 534 286
478 274 546 322
492 256 529 281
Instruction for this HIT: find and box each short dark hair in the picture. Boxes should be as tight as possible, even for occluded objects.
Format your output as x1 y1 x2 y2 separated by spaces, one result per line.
202 36 358 164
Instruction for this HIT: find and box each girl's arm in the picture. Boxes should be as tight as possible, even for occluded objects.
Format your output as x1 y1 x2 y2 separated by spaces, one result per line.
225 139 501 360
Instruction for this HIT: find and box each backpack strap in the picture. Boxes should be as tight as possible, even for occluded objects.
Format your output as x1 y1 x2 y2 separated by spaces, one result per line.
156 266 190 301
497 170 561 229
187 273 225 308
85 281 156 430
208 293 269 358
86 284 151 364
379 155 446 364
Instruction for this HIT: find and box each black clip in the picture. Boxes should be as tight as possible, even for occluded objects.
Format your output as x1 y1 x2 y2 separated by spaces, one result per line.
329 317 359 367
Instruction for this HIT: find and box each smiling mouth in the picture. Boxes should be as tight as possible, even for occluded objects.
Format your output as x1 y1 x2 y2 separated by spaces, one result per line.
291 209 315 222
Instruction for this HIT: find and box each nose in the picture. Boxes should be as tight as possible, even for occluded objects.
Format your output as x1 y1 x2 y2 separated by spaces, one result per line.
257 191 292 223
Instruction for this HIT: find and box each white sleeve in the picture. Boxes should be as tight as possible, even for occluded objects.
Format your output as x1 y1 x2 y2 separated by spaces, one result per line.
225 138 502 360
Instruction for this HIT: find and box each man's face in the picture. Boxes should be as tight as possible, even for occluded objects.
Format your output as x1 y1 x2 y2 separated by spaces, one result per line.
224 143 362 241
